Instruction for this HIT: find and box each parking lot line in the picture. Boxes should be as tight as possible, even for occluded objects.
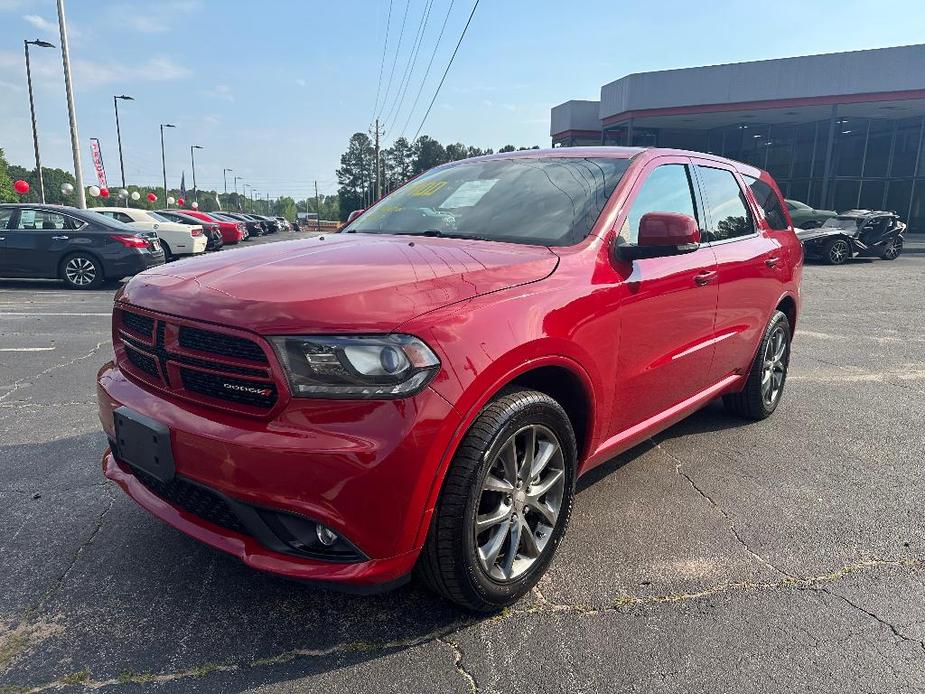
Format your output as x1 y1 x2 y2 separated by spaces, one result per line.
0 347 56 352
0 312 111 317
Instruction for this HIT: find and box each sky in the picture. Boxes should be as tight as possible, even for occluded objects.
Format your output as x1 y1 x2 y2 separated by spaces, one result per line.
0 0 923 199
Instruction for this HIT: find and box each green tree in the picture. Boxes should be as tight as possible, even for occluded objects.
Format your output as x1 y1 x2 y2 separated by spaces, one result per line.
337 132 375 220
384 137 415 192
498 144 517 153
273 196 298 221
413 136 448 174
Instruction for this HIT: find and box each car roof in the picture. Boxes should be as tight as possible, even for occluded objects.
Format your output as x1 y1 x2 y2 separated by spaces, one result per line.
457 146 768 178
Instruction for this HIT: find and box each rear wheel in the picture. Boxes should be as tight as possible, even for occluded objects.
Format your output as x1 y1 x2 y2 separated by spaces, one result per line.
60 253 104 290
723 310 791 420
159 240 174 261
880 236 902 260
417 389 576 612
823 237 851 265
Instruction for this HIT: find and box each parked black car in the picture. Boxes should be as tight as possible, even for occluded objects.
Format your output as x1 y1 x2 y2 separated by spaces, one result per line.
155 209 224 251
214 211 263 237
797 210 907 265
244 214 279 234
0 204 164 289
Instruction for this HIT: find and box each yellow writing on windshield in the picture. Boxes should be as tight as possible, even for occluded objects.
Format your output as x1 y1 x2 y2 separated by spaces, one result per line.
408 181 448 197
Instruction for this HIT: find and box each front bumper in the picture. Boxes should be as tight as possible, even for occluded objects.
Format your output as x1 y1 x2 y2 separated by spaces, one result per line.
97 361 458 588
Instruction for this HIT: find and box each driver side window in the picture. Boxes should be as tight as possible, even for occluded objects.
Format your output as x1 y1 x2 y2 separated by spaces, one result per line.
620 164 698 243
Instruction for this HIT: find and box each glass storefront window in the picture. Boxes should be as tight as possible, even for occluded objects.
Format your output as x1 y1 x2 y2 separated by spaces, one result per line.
833 180 860 212
766 124 795 180
792 123 817 178
858 180 885 210
863 120 893 177
886 180 913 220
834 119 866 177
891 119 922 177
909 181 924 232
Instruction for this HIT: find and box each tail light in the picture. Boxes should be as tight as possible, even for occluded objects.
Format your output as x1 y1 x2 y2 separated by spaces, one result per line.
110 234 148 249
237 223 245 232
191 227 203 236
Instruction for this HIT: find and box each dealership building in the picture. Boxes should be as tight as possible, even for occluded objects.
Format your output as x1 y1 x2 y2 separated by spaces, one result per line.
550 44 925 232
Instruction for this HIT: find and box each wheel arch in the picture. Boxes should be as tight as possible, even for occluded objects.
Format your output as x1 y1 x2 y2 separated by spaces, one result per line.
58 248 105 280
414 355 596 549
775 293 798 333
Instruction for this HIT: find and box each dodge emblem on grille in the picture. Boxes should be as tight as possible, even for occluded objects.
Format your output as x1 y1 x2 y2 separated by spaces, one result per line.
223 382 273 397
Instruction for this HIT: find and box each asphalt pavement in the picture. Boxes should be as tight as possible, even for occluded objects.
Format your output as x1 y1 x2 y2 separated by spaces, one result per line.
1 233 924 693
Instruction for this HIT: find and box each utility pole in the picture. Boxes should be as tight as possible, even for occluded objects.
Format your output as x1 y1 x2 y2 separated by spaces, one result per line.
190 145 203 202
56 0 85 208
159 123 175 207
113 95 134 189
374 117 382 201
223 168 232 193
314 180 321 232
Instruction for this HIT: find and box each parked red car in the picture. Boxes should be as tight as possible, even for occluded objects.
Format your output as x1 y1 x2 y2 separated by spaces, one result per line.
176 209 245 244
96 148 801 610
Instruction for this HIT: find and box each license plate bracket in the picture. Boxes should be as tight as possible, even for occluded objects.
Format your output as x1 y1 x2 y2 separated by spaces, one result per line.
113 406 175 482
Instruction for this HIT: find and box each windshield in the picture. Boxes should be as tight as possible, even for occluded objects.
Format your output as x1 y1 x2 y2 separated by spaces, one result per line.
822 216 862 229
346 157 632 246
147 212 170 222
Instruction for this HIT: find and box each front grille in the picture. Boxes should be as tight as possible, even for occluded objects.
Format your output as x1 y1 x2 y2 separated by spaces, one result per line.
125 345 160 378
180 368 277 408
130 464 247 535
178 325 268 363
122 311 154 337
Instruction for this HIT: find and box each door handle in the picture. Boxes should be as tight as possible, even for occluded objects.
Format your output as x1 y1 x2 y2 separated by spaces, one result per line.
51 235 69 240
765 256 780 268
694 270 717 286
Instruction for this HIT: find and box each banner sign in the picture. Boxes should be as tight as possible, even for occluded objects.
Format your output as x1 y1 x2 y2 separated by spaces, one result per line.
89 138 108 188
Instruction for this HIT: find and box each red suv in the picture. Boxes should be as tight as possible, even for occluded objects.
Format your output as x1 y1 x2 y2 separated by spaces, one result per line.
176 209 245 244
97 148 801 611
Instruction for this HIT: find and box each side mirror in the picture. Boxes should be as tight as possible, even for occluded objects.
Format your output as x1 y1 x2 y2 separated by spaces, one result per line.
346 209 365 224
616 212 701 261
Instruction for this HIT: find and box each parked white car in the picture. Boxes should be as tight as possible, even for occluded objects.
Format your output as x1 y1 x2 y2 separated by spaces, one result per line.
92 207 207 260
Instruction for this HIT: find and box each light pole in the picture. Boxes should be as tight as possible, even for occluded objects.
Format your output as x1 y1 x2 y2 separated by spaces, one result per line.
24 39 54 203
56 0 85 208
243 183 250 211
160 123 175 207
113 95 133 189
223 168 232 194
190 145 203 202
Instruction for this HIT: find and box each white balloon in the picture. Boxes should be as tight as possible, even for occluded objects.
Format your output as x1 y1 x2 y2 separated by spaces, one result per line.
60 182 74 195
118 188 129 198
166 196 175 205
88 185 101 198
191 201 199 209
130 191 141 201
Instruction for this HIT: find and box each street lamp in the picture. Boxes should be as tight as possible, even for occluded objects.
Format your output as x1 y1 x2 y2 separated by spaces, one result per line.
223 168 232 194
159 123 175 207
24 39 55 203
190 145 203 202
113 95 133 189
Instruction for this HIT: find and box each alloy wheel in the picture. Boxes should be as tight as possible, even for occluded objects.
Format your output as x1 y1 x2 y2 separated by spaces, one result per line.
474 424 565 582
883 238 901 259
65 257 97 286
829 240 849 264
761 326 787 408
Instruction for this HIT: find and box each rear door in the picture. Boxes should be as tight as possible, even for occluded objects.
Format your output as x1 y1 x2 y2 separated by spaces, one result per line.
0 208 16 275
612 157 720 430
2 209 86 278
692 162 784 382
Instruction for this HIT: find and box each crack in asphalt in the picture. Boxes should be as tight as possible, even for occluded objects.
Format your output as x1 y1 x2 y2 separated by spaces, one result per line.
437 636 479 694
7 557 924 692
0 341 107 403
650 439 795 579
817 587 925 656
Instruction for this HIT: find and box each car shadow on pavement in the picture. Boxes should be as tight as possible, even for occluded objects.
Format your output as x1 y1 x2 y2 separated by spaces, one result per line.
2 400 753 690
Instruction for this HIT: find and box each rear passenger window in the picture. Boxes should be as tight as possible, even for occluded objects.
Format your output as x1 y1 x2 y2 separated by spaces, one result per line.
696 166 754 242
745 176 789 230
620 164 698 243
0 209 13 230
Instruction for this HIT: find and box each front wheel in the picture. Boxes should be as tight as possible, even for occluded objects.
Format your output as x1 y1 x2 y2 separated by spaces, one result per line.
880 236 903 260
417 389 576 612
60 253 104 290
723 310 791 420
823 237 851 265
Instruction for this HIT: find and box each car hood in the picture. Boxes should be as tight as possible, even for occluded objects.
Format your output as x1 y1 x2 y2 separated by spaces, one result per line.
120 234 559 333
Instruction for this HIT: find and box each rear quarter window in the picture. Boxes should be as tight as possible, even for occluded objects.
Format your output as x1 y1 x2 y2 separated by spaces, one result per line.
745 176 789 230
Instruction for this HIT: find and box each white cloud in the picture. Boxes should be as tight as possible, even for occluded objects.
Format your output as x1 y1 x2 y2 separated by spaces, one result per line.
204 84 234 102
22 13 55 32
112 0 201 34
73 56 191 86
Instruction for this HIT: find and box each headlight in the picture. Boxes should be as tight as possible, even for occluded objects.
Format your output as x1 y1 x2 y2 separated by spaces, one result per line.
269 334 440 398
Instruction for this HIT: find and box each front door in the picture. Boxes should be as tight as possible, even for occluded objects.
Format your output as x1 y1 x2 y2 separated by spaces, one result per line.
611 158 720 432
3 209 83 278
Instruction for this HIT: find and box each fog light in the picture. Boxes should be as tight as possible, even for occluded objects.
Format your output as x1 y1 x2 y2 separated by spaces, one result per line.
316 524 338 546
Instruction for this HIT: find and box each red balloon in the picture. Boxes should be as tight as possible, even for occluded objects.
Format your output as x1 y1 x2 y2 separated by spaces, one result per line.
146 192 157 202
177 198 185 207
100 187 110 198
13 179 29 195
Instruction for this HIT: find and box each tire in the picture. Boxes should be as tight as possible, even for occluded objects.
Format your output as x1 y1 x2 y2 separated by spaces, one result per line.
417 389 577 612
880 236 903 260
823 237 851 265
723 310 791 420
60 253 104 290
159 240 174 262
